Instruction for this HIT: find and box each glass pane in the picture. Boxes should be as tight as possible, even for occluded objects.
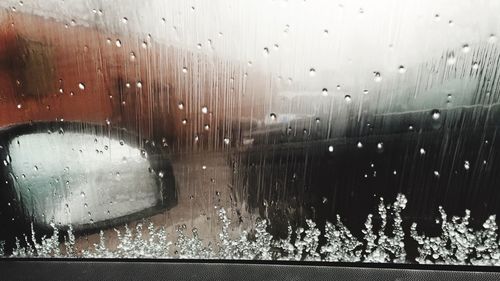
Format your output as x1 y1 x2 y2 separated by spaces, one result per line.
0 0 500 265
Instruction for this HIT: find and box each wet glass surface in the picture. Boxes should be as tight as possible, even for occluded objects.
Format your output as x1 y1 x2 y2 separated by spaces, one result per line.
0 0 500 265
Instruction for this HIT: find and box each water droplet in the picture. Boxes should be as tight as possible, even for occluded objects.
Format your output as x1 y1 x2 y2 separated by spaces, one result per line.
141 41 148 48
136 81 143 88
344 95 352 103
309 68 316 76
433 171 440 177
182 119 188 125
270 113 277 120
431 110 441 120
80 192 85 197
357 141 363 148
178 102 184 110
158 171 164 178
315 117 321 124
434 14 440 22
472 62 480 70
464 161 470 170
263 47 269 57
16 104 22 109
488 34 497 43
129 52 136 61
420 148 426 155
462 44 470 53
204 124 210 130
121 17 128 24
78 83 85 90
284 24 290 33
321 88 328 96
398 65 406 74
115 39 122 47
328 145 334 152
373 72 382 82
447 54 456 65
377 142 384 150
201 106 208 114
363 89 369 95
223 138 230 145
273 44 279 50
182 67 188 73
202 165 207 170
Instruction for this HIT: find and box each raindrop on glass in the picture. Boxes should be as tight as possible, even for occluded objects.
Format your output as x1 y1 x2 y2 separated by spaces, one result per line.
377 142 383 150
464 161 470 170
447 54 456 65
263 47 269 57
488 34 497 43
431 110 441 120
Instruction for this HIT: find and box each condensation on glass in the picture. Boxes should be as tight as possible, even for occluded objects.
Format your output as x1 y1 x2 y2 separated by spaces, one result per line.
0 0 500 265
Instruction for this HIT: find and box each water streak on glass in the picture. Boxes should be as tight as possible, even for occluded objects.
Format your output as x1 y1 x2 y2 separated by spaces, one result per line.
0 0 500 265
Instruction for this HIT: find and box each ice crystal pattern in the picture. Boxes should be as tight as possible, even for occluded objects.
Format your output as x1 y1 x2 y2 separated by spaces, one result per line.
4 194 500 265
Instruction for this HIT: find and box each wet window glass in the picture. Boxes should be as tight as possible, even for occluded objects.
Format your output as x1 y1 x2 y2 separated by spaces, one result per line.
1 0 500 265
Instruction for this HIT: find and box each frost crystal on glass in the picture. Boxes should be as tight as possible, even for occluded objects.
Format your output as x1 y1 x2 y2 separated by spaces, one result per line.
3 194 500 266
